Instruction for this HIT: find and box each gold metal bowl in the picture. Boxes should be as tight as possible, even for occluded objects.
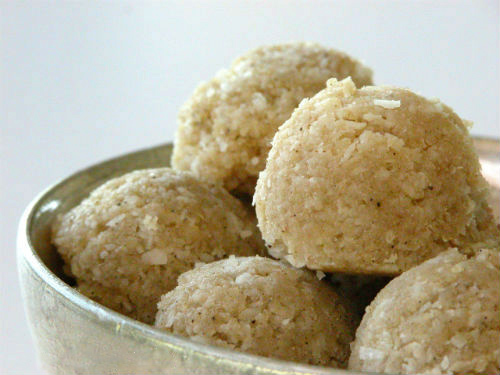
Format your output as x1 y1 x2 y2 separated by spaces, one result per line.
17 138 499 374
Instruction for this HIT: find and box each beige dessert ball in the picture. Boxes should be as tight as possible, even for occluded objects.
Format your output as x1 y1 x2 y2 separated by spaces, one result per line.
155 256 357 368
172 42 373 194
254 77 499 275
349 248 500 375
52 168 264 324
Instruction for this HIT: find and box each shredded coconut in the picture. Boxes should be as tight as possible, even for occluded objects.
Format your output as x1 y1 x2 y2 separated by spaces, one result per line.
358 346 385 361
316 270 326 280
450 333 468 349
141 249 168 265
106 213 126 227
374 99 401 109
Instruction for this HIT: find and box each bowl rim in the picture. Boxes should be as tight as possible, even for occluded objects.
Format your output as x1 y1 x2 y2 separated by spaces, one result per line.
17 142 365 375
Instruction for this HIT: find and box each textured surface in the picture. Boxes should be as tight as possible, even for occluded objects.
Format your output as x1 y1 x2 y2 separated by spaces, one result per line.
349 248 500 375
254 78 499 275
52 168 264 324
155 256 357 368
172 42 373 194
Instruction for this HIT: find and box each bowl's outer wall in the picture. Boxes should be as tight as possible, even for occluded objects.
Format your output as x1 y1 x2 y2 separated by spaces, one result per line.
17 140 499 375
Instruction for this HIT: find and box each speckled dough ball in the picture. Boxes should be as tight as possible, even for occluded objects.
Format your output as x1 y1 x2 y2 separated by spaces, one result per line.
254 77 499 275
52 168 264 323
349 248 500 375
172 42 373 194
155 256 357 367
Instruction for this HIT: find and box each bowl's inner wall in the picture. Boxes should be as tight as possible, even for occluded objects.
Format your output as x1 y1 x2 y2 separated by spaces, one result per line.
29 139 499 287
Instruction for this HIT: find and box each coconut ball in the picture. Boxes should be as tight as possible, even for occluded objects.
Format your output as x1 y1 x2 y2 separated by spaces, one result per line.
254 77 499 275
349 248 500 375
172 42 373 194
52 168 265 323
155 256 357 368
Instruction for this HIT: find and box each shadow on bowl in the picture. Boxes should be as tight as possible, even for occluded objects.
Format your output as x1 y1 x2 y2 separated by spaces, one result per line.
17 139 499 375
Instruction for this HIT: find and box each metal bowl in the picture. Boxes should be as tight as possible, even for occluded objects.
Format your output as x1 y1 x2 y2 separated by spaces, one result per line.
17 138 499 374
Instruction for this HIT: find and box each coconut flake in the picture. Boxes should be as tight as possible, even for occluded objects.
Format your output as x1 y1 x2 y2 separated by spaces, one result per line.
252 92 267 110
235 272 254 285
206 88 215 98
440 355 450 370
141 249 168 265
358 346 386 361
285 255 306 268
219 141 228 152
451 264 464 273
143 214 159 231
450 333 467 348
316 271 326 280
106 214 126 227
374 99 401 109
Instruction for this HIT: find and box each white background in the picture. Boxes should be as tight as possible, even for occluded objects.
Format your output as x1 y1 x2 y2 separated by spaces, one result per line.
1 1 499 373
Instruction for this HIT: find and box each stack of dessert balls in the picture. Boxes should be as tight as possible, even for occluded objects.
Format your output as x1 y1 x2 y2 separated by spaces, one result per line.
52 42 500 374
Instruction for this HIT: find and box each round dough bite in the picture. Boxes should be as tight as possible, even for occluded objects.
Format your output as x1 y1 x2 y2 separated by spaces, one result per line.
155 256 357 368
52 168 264 323
349 248 500 375
254 77 499 275
172 42 373 194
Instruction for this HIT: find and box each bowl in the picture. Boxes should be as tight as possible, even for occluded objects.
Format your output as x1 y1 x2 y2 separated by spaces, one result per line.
17 138 500 375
